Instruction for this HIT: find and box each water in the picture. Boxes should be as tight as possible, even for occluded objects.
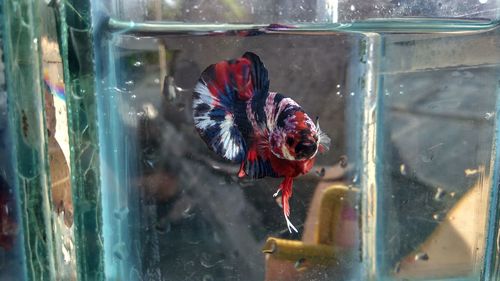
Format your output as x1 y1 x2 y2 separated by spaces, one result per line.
94 18 500 281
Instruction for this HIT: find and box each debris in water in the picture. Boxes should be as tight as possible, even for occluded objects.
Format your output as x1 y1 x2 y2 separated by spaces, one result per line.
316 167 325 177
434 187 446 201
464 168 479 177
400 164 406 175
414 252 429 261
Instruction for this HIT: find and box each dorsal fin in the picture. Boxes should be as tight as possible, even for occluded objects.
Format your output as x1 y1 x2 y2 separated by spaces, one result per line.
242 52 269 98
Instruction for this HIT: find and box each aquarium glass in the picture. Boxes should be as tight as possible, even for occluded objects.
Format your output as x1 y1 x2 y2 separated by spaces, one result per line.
55 0 500 281
94 21 363 281
376 25 500 280
0 2 25 280
98 0 500 23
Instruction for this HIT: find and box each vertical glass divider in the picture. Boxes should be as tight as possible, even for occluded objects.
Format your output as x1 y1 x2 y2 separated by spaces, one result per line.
483 33 500 280
58 0 105 280
360 33 382 281
3 0 57 279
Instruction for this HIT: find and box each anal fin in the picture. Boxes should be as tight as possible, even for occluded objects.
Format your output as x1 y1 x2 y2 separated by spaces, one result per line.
278 177 298 233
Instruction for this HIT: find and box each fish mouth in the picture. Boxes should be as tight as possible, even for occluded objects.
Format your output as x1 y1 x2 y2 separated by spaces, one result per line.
295 140 318 160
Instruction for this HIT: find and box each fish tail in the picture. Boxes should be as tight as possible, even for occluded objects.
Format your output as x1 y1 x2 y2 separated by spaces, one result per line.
193 52 269 163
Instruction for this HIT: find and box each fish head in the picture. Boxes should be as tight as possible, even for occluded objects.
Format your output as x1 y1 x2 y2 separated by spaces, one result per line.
270 110 319 161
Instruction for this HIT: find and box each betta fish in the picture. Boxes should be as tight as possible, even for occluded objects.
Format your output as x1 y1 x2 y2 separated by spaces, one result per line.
192 52 330 232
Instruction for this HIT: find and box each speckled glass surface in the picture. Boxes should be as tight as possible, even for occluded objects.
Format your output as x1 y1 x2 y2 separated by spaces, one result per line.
85 1 500 281
1 1 497 281
0 2 26 280
2 0 55 280
58 0 104 280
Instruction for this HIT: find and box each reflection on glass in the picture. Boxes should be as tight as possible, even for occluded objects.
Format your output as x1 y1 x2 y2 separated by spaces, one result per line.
78 0 500 280
377 27 500 280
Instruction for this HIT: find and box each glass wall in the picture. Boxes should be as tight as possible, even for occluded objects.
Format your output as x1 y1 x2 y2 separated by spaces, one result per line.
0 2 25 280
377 26 500 280
0 0 499 281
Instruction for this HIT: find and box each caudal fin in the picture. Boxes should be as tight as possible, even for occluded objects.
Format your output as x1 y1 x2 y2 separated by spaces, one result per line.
192 53 270 163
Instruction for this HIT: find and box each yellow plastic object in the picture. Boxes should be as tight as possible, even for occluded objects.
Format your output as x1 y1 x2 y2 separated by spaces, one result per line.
263 184 358 264
262 238 336 265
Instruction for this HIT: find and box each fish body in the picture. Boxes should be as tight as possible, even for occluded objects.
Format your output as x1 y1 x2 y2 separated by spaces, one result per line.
193 52 330 232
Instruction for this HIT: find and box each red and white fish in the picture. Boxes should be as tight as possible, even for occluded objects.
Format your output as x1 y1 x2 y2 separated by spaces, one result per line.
192 52 330 232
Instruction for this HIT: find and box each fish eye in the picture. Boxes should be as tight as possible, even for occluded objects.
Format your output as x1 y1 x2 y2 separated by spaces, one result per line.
286 137 294 146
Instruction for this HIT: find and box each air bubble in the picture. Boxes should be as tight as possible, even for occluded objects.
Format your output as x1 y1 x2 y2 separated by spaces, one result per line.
350 92 355 96
133 61 142 67
350 5 356 11
130 94 137 100
399 164 406 175
352 173 359 183
479 0 488 3
125 80 134 85
336 84 341 88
